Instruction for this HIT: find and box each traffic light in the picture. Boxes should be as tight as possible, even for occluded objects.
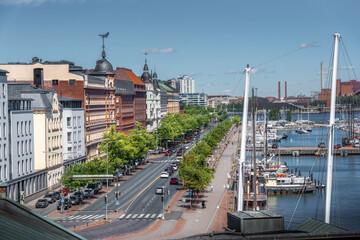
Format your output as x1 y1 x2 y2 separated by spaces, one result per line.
161 196 164 202
105 195 108 203
115 191 119 200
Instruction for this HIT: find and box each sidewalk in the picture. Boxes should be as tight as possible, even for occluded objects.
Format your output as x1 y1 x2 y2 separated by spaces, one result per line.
125 126 240 240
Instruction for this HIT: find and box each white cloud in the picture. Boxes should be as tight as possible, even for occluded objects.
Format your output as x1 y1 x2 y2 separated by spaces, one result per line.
225 70 242 74
0 0 84 5
223 89 232 93
299 43 312 48
340 65 354 70
141 48 176 54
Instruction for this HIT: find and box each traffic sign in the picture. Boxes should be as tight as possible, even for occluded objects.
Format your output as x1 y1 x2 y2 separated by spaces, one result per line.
182 198 186 203
105 203 108 206
188 190 192 195
60 199 64 203
115 201 120 205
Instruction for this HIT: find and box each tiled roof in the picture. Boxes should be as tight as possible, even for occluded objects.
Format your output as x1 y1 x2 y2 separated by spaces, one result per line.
114 67 132 82
158 82 173 92
125 69 145 86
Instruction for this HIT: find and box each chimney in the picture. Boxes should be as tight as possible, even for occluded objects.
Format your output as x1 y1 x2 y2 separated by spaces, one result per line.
285 81 287 101
321 61 324 89
278 81 281 100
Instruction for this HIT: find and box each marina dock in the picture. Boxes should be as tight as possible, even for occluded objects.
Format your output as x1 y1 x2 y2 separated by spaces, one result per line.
248 147 360 156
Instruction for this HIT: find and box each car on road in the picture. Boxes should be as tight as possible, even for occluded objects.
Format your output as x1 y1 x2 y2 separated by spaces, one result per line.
35 199 49 208
160 172 169 178
60 187 70 196
73 191 84 202
170 178 178 185
70 195 81 205
164 151 172 156
176 151 182 156
165 166 174 174
155 186 165 195
44 193 56 203
83 189 94 198
57 198 72 210
171 163 178 171
171 148 177 154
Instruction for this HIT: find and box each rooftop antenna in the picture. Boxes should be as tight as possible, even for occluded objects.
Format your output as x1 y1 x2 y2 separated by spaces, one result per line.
98 32 109 59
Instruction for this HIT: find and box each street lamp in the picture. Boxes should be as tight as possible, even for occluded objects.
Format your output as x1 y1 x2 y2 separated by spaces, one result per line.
167 140 171 161
106 140 123 188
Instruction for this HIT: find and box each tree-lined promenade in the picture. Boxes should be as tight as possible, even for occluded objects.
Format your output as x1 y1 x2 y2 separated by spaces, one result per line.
61 105 230 190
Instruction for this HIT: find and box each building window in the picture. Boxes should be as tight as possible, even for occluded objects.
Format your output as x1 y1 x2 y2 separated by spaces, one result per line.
29 140 32 153
67 132 71 142
26 159 28 173
29 121 31 134
73 117 76 128
52 80 59 86
24 121 27 134
73 131 77 142
21 141 23 155
116 97 119 103
3 123 5 138
17 162 20 176
69 79 76 86
67 117 71 128
116 107 119 114
78 131 81 142
21 121 23 135
17 142 20 156
116 119 119 125
77 116 80 126
2 84 5 98
3 165 6 179
78 145 81 153
2 102 5 117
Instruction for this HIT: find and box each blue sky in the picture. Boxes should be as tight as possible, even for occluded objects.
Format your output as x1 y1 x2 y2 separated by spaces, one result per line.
0 0 359 97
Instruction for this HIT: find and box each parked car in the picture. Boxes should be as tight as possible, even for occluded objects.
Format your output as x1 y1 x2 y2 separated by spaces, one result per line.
160 172 169 178
87 183 99 194
83 189 94 198
70 195 81 205
176 151 182 156
171 148 177 154
170 178 178 185
60 187 70 196
35 199 49 208
171 163 178 171
43 193 56 203
165 166 174 174
73 191 84 202
97 181 103 190
155 186 165 195
164 151 172 156
57 198 72 210
54 191 61 200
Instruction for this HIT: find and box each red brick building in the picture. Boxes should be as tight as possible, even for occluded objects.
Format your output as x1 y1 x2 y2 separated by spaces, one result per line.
318 79 360 107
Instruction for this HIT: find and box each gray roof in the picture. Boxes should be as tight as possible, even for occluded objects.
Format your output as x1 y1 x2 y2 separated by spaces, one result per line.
0 197 85 240
114 79 135 95
58 96 82 102
8 83 57 110
87 75 106 85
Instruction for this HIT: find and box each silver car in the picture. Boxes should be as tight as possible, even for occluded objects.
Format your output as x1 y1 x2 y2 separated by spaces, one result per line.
83 188 94 198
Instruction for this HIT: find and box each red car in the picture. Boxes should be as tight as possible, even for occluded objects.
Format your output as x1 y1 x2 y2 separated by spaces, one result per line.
60 187 70 196
176 151 182 156
164 151 172 156
170 178 178 185
334 144 341 149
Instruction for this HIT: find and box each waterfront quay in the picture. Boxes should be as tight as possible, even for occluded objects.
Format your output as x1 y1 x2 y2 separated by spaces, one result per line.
248 147 360 156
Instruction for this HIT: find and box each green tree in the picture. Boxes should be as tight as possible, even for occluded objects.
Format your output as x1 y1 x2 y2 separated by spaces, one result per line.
232 115 241 125
269 108 281 121
286 110 292 122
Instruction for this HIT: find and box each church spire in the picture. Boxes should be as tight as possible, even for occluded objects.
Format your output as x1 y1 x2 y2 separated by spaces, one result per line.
98 32 109 59
143 50 149 71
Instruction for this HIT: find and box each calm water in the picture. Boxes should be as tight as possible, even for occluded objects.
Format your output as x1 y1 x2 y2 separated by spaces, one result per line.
265 127 360 230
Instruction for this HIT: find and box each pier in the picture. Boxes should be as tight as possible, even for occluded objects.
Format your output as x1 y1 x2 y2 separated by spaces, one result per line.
248 147 360 156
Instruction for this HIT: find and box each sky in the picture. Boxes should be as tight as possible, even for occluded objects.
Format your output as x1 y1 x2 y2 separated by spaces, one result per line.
0 0 360 98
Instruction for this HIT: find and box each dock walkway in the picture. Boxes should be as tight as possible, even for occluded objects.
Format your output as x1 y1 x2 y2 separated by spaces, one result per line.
248 147 360 156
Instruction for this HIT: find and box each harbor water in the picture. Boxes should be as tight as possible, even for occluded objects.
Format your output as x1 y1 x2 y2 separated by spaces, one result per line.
266 127 360 230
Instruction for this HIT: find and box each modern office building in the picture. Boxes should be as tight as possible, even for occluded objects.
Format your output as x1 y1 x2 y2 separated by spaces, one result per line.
179 93 207 107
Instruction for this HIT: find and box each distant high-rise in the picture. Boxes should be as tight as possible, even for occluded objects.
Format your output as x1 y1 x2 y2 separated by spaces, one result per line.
178 75 195 94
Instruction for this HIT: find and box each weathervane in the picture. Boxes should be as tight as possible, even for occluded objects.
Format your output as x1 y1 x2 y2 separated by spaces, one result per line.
98 32 109 59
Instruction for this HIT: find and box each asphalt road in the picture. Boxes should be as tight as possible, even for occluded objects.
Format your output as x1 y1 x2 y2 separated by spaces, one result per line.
56 124 215 238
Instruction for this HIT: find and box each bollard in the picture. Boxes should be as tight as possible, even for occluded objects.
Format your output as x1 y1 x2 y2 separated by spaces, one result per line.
87 221 89 226
74 223 76 229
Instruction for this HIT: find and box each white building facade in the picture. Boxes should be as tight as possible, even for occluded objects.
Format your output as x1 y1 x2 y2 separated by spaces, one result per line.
140 55 161 132
60 97 86 170
178 75 195 94
179 93 207 107
0 70 9 184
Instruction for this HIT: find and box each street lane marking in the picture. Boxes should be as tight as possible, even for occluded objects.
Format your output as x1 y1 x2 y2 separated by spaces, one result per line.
124 175 161 212
150 214 156 218
88 215 100 219
132 214 138 218
144 214 150 218
138 214 144 218
158 214 162 219
119 214 126 219
68 216 77 219
125 214 132 219
81 215 93 219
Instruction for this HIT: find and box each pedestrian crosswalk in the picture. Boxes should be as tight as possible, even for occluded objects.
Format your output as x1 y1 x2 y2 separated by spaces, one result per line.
59 213 162 222
60 214 105 222
117 213 162 220
155 160 173 163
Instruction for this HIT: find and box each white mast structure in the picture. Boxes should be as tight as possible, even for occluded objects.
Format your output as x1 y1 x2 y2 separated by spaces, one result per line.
237 64 251 211
325 33 340 224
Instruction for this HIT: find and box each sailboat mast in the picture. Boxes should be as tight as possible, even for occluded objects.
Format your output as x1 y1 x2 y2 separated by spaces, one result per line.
325 33 340 224
238 64 251 211
252 88 257 211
